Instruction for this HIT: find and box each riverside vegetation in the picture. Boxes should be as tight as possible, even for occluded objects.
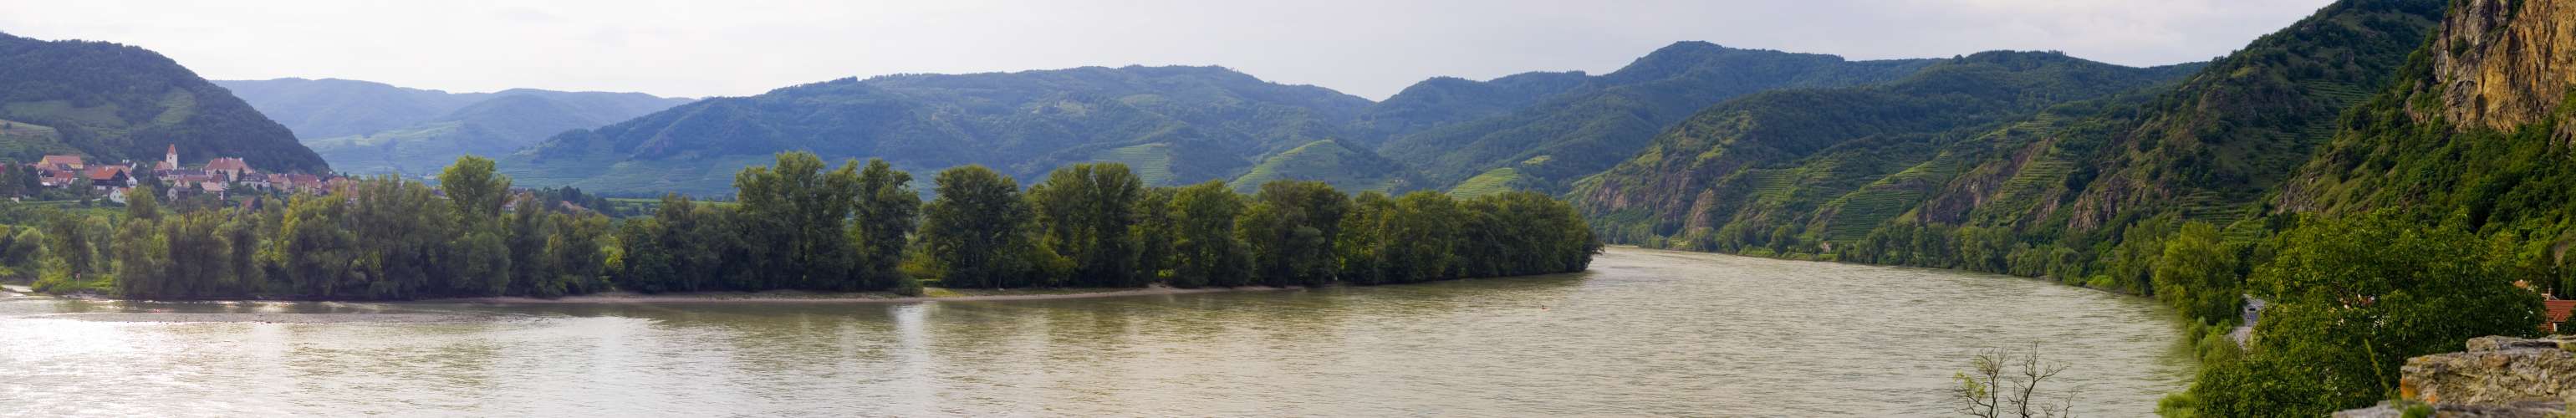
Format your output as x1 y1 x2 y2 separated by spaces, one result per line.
19 152 1599 300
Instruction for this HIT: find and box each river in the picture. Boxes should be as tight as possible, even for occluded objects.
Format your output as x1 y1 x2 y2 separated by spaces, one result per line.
0 247 2193 416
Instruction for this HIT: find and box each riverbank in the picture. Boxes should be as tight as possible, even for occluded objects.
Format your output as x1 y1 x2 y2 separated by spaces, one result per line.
0 283 1312 305
452 283 1301 304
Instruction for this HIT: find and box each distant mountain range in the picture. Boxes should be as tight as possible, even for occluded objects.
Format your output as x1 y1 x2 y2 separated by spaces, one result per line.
0 32 325 172
216 79 691 175
493 43 2023 197
501 65 1376 195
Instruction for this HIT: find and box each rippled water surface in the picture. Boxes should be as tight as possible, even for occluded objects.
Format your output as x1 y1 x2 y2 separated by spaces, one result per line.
0 247 2192 416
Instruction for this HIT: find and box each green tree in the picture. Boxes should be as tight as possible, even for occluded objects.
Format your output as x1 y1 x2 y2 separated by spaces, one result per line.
2151 222 2238 324
1237 181 1350 287
1334 191 1395 285
506 191 557 296
919 165 1053 288
124 186 159 221
732 151 865 290
1029 163 1147 288
438 155 512 218
1168 181 1251 288
2187 212 2545 415
1380 191 1463 283
850 159 920 293
1132 187 1177 283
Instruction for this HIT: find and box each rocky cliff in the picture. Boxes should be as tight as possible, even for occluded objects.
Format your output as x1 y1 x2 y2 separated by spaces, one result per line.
2430 0 2576 136
2335 335 2575 417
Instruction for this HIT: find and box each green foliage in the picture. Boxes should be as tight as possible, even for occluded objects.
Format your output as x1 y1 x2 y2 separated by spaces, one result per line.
851 159 920 293
1030 163 1150 288
438 155 512 218
1168 181 1252 288
920 165 1056 288
729 151 867 290
2152 222 2241 324
2183 212 2545 415
1237 181 1352 287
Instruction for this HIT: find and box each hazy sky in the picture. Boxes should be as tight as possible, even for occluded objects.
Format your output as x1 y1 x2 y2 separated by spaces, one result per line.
0 0 2332 100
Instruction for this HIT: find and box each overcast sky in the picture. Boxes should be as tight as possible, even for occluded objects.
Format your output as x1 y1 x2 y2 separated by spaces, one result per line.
0 0 2333 100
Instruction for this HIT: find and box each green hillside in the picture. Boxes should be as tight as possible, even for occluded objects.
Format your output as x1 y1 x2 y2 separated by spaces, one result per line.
1228 140 1418 194
1348 71 1587 148
1375 42 1943 191
1572 51 2203 248
505 65 1373 196
0 32 324 172
304 93 690 175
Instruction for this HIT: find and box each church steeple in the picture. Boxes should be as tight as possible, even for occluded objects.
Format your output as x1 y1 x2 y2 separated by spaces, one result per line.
161 144 178 171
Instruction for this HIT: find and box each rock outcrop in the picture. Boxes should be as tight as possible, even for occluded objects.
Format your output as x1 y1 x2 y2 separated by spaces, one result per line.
2431 0 2576 135
2335 335 2576 417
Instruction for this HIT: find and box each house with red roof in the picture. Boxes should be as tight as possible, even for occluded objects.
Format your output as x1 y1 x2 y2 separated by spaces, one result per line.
2547 298 2574 334
204 157 252 181
37 155 83 171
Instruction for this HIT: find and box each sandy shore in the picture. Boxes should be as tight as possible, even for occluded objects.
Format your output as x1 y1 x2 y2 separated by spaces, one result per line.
446 284 1299 304
43 312 496 324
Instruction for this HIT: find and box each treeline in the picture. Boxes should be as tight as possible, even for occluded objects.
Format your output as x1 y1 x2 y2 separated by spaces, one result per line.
619 153 1602 293
1811 208 2553 416
38 156 615 299
33 152 1599 300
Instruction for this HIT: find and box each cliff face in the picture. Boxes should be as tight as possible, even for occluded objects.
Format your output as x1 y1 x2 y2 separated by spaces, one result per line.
2335 335 2575 417
2431 0 2576 135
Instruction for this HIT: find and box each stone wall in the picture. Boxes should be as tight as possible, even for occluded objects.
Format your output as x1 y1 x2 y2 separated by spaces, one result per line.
2336 335 2574 417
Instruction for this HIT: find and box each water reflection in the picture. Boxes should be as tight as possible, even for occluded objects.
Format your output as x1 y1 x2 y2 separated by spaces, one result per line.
0 248 2188 416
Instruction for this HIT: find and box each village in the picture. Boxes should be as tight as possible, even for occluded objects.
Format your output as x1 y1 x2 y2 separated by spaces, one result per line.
18 145 344 204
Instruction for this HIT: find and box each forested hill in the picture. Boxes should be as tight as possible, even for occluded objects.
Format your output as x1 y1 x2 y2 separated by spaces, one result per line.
1579 0 2440 269
1371 42 1942 191
214 78 691 140
502 65 1375 196
2280 0 2576 241
298 89 698 175
1572 51 2201 248
0 33 326 172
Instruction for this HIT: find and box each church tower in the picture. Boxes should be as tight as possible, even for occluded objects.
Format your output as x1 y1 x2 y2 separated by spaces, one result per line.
162 144 178 171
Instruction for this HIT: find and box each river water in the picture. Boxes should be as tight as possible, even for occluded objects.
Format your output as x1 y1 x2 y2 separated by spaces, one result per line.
0 247 2192 416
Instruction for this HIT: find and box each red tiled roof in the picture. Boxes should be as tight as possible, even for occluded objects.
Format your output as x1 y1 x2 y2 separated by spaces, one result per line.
2546 299 2575 324
84 166 126 181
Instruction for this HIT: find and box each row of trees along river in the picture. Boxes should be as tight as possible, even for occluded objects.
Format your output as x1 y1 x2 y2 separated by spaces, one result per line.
18 152 1600 300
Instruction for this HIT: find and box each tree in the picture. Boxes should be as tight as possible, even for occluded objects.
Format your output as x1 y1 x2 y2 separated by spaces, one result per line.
124 186 159 221
505 191 556 296
273 194 355 298
1380 191 1463 283
1132 187 1177 283
2187 212 2545 415
437 155 512 218
919 165 1053 288
732 151 865 290
2151 222 2237 324
1028 163 1146 288
1169 181 1250 288
1237 181 1349 287
1334 191 1395 285
547 212 611 296
1951 345 2074 418
850 159 920 293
